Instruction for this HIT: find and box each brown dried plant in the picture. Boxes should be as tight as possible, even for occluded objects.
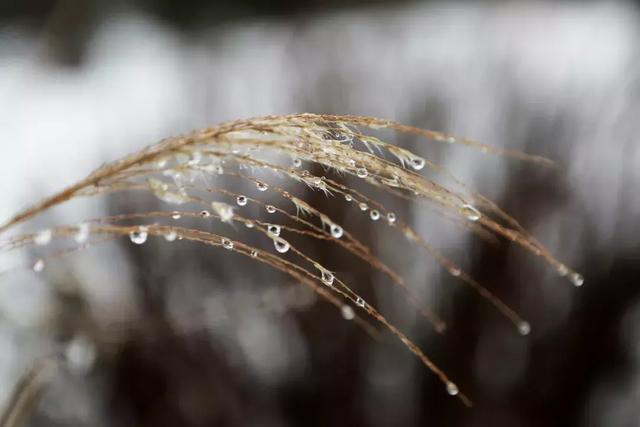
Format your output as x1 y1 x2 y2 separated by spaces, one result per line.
0 113 583 412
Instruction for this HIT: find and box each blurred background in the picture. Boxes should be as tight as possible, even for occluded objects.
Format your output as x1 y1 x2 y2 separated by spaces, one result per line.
1 0 640 426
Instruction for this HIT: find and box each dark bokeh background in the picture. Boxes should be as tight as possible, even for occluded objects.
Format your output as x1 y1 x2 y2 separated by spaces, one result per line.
1 1 640 426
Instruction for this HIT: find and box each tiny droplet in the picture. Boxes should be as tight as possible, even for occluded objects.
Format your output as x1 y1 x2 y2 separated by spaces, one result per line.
34 229 52 246
570 272 584 287
129 227 148 245
386 212 396 224
369 210 380 221
461 204 481 221
446 382 459 396
330 224 343 239
356 167 368 178
222 239 234 250
236 195 247 206
33 259 45 272
256 182 269 192
341 305 355 320
266 205 276 214
518 321 531 336
268 224 281 237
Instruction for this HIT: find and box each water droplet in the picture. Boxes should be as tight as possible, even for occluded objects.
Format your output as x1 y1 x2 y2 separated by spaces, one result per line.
273 237 290 253
256 181 269 192
200 210 211 218
74 223 90 244
557 264 568 276
250 250 259 257
356 167 368 178
293 158 302 167
449 267 462 277
570 272 584 287
268 224 281 236
330 224 343 239
518 321 531 336
216 165 224 175
341 305 355 320
344 194 353 202
222 239 234 250
410 157 426 171
356 297 366 308
386 212 396 224
446 382 459 396
461 204 481 221
369 210 380 221
164 230 178 242
245 221 255 228
34 229 52 246
348 159 356 167
33 259 45 272
236 195 247 206
171 212 181 220
129 227 148 245
359 202 368 211
211 202 235 223
318 268 334 286
266 205 276 214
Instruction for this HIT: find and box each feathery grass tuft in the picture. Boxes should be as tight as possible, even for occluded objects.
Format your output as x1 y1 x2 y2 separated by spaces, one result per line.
0 113 583 409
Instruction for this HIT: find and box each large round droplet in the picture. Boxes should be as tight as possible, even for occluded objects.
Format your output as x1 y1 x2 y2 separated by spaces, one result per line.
344 194 353 202
330 224 343 239
171 212 181 220
273 238 290 254
199 210 211 218
293 158 302 168
236 195 247 206
129 227 148 245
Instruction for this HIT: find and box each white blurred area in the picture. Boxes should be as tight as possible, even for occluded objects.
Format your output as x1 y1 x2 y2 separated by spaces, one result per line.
1 0 640 424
